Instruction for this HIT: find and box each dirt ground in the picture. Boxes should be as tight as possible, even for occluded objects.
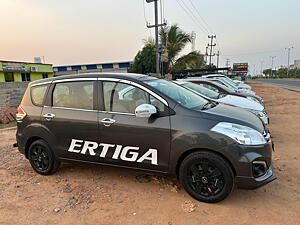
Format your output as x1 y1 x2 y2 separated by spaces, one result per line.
0 83 299 225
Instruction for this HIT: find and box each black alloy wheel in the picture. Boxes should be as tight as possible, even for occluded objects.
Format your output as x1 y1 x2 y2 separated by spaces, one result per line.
28 140 60 175
179 151 234 203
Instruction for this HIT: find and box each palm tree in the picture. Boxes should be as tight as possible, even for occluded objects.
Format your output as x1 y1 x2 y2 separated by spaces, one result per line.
159 24 192 71
173 51 205 71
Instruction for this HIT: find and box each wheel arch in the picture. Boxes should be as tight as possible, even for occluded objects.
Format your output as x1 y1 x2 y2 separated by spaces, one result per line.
175 148 237 178
25 136 44 158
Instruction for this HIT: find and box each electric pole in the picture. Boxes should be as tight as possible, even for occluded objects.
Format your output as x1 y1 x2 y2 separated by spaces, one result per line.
191 31 196 52
216 51 220 69
260 60 264 75
208 35 216 66
285 47 294 77
205 46 209 64
225 59 230 74
270 56 276 77
146 0 166 76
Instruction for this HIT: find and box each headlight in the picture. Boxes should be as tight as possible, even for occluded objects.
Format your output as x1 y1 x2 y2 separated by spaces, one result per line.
211 122 266 145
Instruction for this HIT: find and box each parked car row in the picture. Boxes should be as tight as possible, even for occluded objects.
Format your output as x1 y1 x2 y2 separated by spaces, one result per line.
15 73 276 203
177 74 268 125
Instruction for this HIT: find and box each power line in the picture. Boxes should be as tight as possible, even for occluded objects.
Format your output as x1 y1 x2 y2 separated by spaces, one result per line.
187 0 213 34
174 0 208 34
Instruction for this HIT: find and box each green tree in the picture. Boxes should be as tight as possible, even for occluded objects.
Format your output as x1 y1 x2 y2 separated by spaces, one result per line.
128 41 156 74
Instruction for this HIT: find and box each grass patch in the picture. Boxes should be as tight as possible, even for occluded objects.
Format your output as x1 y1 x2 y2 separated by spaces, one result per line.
0 121 17 129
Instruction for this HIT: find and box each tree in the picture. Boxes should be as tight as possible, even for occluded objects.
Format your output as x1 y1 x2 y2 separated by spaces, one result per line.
172 51 205 71
160 24 192 71
128 41 156 74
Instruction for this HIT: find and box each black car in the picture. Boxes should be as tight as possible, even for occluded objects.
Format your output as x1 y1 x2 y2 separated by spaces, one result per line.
15 73 276 203
180 78 264 105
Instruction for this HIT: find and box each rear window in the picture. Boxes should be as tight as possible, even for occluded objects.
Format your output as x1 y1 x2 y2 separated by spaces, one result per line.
31 85 48 106
52 81 94 110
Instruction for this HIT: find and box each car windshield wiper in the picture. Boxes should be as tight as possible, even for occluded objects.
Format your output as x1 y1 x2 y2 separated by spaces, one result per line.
202 101 218 110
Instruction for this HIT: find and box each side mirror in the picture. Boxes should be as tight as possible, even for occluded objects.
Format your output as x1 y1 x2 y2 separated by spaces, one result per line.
135 104 157 118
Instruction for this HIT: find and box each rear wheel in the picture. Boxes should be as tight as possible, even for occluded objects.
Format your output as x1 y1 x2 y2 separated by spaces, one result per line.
28 140 60 175
179 151 234 203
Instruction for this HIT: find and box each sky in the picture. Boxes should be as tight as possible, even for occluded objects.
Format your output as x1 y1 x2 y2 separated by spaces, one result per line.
0 0 299 73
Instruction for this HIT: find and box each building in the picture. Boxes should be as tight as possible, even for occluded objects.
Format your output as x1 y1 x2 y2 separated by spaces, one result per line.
54 61 133 76
294 59 300 69
0 60 53 82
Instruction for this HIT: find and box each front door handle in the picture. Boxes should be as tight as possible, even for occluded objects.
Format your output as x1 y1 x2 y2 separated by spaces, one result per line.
43 113 55 121
101 118 116 127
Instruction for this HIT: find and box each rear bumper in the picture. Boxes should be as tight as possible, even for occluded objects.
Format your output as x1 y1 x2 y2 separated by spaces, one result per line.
235 166 277 189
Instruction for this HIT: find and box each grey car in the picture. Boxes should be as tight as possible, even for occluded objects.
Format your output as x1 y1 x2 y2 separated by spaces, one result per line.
15 73 276 203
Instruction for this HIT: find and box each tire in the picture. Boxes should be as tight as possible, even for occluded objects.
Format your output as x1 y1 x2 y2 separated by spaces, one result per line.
28 139 60 175
179 151 234 203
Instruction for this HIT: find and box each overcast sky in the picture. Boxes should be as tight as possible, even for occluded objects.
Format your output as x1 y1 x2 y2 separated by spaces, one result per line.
0 0 299 73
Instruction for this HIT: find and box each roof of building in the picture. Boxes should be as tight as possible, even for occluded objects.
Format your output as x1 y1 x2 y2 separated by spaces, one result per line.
0 60 52 66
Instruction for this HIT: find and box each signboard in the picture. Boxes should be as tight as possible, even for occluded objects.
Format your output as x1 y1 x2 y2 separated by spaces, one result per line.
2 63 25 72
233 63 248 73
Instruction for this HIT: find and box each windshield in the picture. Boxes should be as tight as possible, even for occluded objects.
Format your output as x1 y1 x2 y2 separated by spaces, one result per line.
145 79 209 109
182 82 219 99
223 77 239 87
215 79 238 90
211 81 235 93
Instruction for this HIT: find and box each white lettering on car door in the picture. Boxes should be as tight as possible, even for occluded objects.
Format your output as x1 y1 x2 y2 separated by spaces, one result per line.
67 139 158 165
68 139 83 153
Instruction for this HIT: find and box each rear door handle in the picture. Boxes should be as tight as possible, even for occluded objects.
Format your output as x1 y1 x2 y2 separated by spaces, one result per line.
100 118 116 127
43 113 55 121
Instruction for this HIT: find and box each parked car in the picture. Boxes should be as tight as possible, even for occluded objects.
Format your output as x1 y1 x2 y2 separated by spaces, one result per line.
205 77 256 95
202 74 251 89
179 78 264 105
175 81 269 125
15 73 276 203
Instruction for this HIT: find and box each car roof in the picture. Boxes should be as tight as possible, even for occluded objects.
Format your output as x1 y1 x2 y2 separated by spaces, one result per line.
30 72 154 86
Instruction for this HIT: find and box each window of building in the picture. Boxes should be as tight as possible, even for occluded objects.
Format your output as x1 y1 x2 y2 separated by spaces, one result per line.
42 73 48 79
4 72 14 82
31 85 48 105
53 81 94 110
21 73 31 81
102 81 165 114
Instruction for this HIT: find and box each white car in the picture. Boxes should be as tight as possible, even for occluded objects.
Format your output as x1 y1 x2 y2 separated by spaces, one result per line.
202 74 252 90
175 81 269 125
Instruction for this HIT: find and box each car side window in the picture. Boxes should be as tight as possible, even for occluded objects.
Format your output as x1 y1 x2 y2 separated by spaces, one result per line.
52 81 94 110
31 85 48 106
102 81 165 114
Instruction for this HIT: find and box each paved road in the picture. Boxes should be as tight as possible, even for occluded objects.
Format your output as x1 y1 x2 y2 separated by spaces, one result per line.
252 79 300 91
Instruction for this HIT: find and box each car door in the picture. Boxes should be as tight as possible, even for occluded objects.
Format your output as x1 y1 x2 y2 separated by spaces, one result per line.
41 78 100 161
96 79 171 172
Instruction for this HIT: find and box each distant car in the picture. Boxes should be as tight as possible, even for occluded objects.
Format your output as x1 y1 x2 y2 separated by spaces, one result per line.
175 81 269 125
202 74 251 89
206 78 256 95
179 78 264 105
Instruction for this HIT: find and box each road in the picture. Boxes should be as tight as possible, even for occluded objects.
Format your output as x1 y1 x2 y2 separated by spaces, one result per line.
253 79 300 91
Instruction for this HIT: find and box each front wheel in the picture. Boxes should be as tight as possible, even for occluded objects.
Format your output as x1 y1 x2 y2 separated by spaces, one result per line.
179 151 234 203
28 139 60 175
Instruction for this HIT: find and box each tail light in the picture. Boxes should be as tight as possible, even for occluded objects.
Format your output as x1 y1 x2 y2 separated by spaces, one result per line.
16 106 27 121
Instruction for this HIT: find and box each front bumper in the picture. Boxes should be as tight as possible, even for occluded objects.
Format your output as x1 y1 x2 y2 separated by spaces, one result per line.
236 166 277 189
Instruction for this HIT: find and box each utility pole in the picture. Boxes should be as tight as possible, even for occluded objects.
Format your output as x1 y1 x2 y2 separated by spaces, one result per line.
216 51 220 69
205 46 209 64
146 0 166 76
270 56 276 77
208 35 216 65
191 31 196 52
260 60 264 75
225 58 230 74
285 47 294 77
